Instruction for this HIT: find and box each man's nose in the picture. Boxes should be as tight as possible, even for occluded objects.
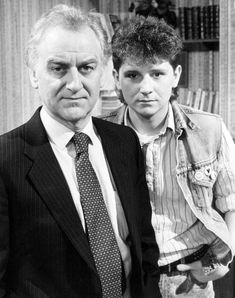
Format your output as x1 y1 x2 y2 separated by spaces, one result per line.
66 68 83 92
139 75 153 95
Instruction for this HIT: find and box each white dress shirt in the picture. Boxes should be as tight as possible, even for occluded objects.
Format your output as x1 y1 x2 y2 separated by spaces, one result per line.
40 107 131 296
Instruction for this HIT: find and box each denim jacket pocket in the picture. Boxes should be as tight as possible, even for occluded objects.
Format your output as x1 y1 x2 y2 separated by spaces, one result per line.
187 166 217 208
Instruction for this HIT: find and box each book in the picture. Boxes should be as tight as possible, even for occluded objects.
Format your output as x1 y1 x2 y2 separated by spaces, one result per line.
187 52 194 91
212 91 220 114
203 5 210 39
178 87 184 105
101 91 123 114
185 6 192 40
193 88 202 109
199 51 211 90
186 90 194 107
178 87 188 105
208 50 214 91
192 6 200 40
213 2 219 39
213 51 219 91
199 4 205 39
207 91 215 113
178 6 186 40
208 3 214 39
199 90 208 111
190 51 201 91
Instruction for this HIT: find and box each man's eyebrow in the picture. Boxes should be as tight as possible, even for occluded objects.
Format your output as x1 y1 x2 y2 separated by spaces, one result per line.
79 57 99 64
46 57 98 66
123 70 139 74
47 58 69 65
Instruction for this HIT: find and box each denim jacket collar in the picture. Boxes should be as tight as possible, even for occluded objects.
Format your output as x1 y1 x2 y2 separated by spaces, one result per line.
171 100 199 135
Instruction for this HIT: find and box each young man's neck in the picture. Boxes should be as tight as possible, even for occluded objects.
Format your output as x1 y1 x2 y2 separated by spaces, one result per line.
128 106 169 136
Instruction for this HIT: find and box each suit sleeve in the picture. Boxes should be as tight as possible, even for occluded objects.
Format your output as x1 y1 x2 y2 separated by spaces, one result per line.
0 175 9 297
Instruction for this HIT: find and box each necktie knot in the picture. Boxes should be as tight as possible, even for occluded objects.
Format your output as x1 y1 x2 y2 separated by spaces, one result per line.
73 132 90 154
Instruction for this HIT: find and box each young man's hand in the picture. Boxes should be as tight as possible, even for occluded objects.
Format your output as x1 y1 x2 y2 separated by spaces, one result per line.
177 260 229 283
175 261 229 295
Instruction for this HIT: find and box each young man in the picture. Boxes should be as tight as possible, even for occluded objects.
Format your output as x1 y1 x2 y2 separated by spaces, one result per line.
0 6 161 298
102 16 235 297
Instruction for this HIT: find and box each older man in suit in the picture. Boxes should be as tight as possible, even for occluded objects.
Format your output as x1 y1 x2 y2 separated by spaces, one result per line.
0 5 160 298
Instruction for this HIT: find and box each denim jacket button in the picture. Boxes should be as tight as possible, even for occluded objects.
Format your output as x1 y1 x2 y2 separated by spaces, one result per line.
195 170 204 181
210 171 217 180
205 166 212 176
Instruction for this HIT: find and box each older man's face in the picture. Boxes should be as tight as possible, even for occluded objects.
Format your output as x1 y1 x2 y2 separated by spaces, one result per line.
30 25 104 130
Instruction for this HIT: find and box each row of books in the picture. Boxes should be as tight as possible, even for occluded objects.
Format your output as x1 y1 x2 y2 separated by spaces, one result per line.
186 50 219 92
178 88 219 114
100 90 123 115
177 0 219 40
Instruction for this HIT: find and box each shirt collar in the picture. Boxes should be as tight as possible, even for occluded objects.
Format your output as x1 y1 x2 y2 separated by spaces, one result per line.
167 103 175 133
40 107 96 150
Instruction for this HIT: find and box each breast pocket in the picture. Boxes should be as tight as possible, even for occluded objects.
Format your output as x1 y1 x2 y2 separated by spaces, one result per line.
188 163 218 208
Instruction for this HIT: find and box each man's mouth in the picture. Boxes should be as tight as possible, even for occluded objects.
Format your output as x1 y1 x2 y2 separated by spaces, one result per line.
63 96 86 100
138 99 156 103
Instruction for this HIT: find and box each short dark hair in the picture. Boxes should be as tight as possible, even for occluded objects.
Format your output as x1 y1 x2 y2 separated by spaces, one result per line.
112 16 183 71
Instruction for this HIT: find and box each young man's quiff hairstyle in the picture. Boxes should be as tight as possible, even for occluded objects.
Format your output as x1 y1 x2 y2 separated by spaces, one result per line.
112 16 183 71
25 4 110 69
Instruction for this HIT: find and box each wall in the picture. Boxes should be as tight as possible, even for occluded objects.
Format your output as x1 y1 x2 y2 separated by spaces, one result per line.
219 0 235 138
99 0 130 20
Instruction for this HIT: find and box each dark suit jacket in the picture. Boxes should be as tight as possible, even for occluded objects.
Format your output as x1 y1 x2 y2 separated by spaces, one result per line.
0 108 160 298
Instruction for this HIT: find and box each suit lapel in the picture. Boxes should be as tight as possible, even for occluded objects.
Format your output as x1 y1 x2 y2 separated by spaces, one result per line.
24 109 97 274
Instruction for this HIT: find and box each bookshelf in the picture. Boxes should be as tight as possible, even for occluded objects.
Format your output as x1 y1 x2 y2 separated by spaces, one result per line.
175 0 235 140
183 39 219 51
175 0 220 117
177 0 219 41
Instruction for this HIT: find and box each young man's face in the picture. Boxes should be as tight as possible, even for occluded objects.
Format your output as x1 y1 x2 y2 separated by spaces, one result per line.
29 25 104 130
114 57 181 120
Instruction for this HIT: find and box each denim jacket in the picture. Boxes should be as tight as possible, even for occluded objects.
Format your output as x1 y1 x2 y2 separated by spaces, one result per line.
101 100 235 265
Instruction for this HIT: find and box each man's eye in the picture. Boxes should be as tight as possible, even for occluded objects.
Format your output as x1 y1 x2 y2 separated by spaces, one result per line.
53 67 62 72
152 72 162 78
50 65 66 75
80 65 95 74
126 73 138 79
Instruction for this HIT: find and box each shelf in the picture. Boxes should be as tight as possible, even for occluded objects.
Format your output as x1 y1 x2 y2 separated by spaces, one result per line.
182 39 219 51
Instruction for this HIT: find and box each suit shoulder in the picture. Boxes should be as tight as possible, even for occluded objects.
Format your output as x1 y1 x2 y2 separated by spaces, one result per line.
92 117 140 152
93 116 135 135
0 124 24 142
98 105 126 125
0 125 25 163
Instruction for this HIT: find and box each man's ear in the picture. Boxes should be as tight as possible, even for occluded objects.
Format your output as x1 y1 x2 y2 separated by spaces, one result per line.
173 65 182 88
28 68 39 89
112 69 121 90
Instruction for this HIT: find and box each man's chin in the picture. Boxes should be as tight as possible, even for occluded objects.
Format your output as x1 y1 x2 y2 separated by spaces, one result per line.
64 110 92 123
137 107 160 118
